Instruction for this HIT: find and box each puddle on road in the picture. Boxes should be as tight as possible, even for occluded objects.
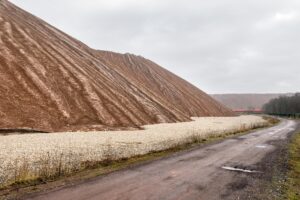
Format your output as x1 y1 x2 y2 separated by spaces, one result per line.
287 127 295 131
222 166 261 173
255 145 267 149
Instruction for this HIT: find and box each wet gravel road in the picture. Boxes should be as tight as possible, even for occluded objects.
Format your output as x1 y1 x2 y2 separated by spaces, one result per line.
28 120 298 200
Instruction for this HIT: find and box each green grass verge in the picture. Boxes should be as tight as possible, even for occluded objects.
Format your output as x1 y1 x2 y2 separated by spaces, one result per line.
285 132 300 199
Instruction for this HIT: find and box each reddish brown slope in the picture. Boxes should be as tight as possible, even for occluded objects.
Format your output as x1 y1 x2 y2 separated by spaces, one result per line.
96 51 231 117
0 0 233 132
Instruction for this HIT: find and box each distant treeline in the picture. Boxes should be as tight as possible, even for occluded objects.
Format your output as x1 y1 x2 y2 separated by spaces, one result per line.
263 93 300 117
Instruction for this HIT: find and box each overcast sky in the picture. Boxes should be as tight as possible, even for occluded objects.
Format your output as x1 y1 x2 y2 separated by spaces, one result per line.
10 0 300 94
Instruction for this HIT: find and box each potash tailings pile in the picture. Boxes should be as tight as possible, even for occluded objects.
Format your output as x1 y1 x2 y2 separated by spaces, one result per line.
0 0 233 133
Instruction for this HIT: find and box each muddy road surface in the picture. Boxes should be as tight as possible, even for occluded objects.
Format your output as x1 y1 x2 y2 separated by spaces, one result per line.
27 120 298 200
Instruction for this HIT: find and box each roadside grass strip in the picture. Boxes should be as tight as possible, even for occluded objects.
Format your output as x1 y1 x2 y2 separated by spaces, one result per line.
284 131 300 200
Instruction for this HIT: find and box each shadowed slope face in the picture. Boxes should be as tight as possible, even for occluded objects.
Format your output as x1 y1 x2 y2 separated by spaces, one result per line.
0 0 233 132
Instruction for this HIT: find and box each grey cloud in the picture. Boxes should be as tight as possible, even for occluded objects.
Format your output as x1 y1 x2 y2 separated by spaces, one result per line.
10 0 300 93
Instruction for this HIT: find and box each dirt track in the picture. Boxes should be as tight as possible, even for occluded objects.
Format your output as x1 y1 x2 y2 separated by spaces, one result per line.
26 120 298 200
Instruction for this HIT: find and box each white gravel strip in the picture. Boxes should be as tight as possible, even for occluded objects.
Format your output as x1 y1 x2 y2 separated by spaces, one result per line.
0 115 267 186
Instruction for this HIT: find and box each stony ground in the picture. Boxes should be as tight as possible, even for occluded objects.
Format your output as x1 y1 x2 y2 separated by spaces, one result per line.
0 115 267 187
23 119 297 200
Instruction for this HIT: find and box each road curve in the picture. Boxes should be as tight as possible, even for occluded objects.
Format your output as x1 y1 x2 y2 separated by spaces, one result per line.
28 120 298 200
